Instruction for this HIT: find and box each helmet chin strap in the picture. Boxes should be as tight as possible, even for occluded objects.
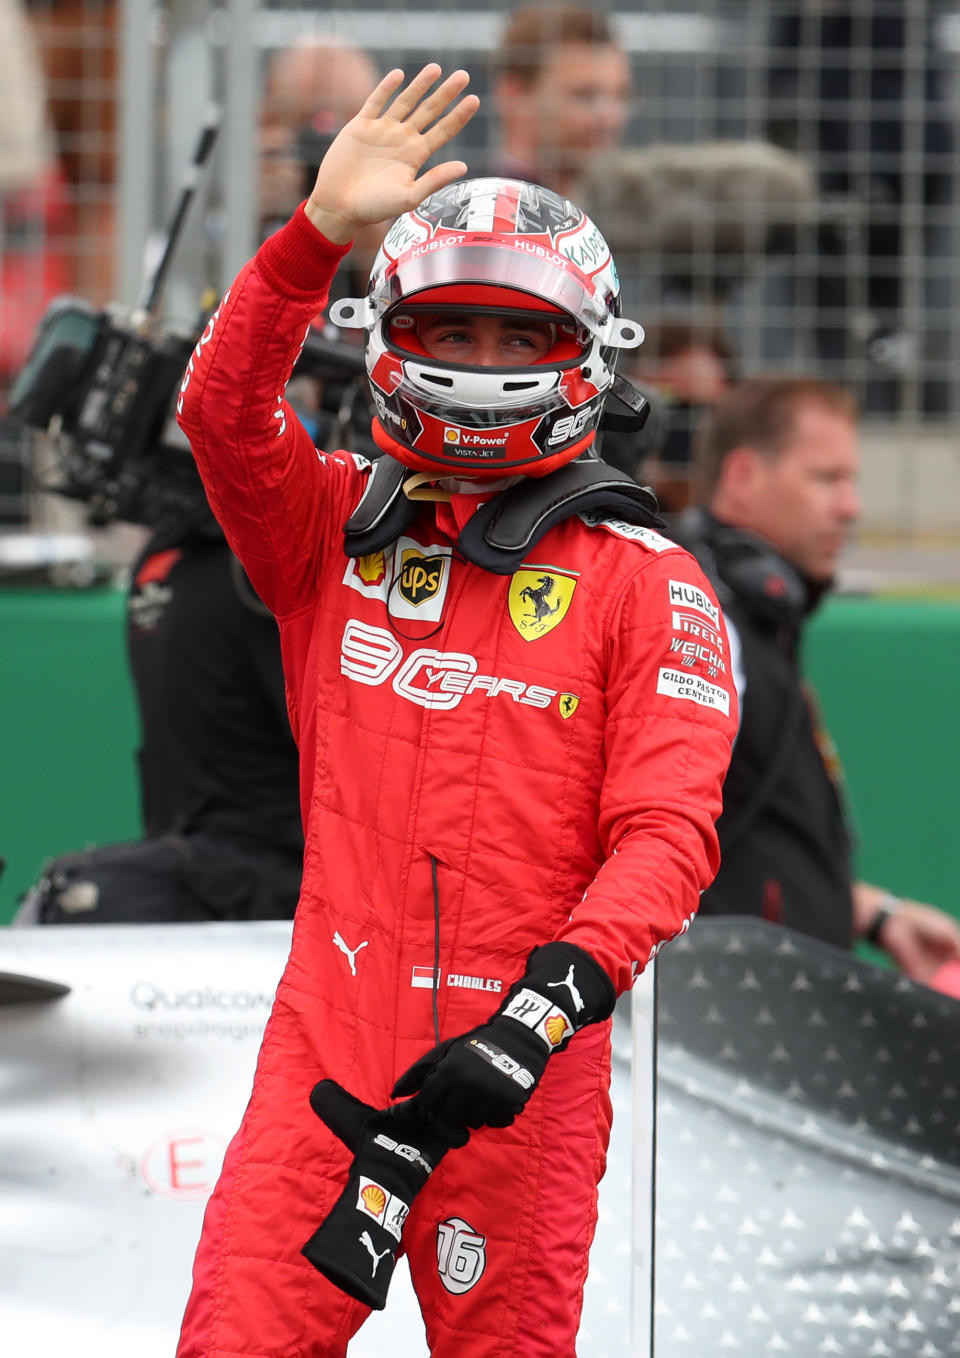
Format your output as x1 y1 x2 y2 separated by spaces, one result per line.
401 472 453 503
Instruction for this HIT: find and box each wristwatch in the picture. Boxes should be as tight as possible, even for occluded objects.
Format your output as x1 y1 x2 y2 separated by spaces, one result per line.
863 892 903 946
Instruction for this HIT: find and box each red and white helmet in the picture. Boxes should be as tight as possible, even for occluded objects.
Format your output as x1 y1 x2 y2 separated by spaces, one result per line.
328 177 644 478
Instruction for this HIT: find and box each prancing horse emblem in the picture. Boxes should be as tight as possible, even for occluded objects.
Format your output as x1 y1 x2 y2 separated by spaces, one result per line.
508 566 577 640
521 577 561 622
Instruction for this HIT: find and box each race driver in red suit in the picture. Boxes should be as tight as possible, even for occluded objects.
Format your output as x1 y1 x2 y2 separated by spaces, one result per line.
175 66 736 1358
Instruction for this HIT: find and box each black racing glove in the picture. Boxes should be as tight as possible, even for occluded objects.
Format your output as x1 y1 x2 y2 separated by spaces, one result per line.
301 1080 462 1309
391 941 616 1133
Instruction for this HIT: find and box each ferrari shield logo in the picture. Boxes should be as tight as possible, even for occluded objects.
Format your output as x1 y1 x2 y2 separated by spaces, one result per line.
558 693 580 719
508 567 578 640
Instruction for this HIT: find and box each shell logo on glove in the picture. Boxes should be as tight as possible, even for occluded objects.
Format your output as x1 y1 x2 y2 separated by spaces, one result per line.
545 1013 570 1046
361 1183 387 1217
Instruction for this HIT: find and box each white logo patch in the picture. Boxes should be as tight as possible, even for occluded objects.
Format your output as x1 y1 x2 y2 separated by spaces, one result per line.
357 1177 409 1242
447 972 502 993
411 965 440 989
393 649 478 710
339 620 557 712
667 581 720 628
342 536 453 622
502 987 574 1050
672 612 725 651
580 513 675 552
657 667 731 716
437 1217 487 1295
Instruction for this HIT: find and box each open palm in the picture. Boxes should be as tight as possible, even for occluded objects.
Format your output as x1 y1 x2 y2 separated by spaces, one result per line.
306 65 479 243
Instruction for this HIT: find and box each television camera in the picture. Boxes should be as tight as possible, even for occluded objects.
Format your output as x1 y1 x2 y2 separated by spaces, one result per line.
8 111 373 536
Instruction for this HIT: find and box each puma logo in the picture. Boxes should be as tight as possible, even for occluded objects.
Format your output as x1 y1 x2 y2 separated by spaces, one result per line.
547 964 584 1013
359 1230 391 1277
333 931 369 977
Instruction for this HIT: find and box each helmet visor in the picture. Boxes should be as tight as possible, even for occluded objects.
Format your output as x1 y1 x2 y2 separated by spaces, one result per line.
382 241 611 340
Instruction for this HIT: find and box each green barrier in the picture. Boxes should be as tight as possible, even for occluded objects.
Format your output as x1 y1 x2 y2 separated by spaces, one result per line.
805 595 960 923
1 588 957 927
0 587 140 921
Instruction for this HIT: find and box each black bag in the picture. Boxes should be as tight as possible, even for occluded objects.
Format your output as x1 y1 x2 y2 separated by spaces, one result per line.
14 834 301 926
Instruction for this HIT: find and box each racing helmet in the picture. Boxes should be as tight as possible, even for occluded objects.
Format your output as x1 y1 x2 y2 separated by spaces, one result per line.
328 177 644 478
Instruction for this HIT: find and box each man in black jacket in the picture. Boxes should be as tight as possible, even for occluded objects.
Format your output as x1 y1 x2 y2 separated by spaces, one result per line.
674 375 960 982
124 527 304 919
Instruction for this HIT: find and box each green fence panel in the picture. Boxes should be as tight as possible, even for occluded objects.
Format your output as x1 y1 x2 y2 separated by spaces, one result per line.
0 587 140 921
805 595 960 922
1 588 957 927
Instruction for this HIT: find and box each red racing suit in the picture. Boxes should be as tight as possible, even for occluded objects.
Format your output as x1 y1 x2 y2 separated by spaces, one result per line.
174 205 737 1358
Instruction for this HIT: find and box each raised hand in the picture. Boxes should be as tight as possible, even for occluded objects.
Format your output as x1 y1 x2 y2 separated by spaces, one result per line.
305 65 479 244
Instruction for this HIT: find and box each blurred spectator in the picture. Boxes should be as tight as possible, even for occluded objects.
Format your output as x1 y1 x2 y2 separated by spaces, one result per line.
258 37 378 226
628 315 736 512
673 376 960 983
258 35 383 290
116 528 305 921
490 1 630 198
765 3 955 414
0 0 72 523
27 0 119 304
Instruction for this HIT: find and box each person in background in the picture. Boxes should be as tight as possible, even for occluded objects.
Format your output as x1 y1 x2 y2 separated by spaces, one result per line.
674 376 960 983
0 0 72 524
257 34 385 286
26 0 119 304
16 38 387 924
121 522 304 920
109 39 392 919
626 315 736 512
490 1 631 199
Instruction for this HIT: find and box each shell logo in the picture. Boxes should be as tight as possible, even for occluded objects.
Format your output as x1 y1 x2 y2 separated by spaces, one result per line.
545 1013 569 1046
361 1184 387 1216
444 427 461 443
358 551 386 586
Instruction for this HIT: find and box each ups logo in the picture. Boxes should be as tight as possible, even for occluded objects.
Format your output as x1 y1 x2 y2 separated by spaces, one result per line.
398 550 446 607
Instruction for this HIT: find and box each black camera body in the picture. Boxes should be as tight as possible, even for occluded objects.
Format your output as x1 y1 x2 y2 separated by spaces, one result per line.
7 112 380 536
10 296 207 531
10 292 376 534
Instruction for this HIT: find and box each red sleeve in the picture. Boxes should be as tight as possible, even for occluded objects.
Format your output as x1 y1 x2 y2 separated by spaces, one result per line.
176 204 363 618
554 549 737 994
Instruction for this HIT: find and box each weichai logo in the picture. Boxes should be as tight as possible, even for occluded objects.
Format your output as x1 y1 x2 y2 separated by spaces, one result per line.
398 550 444 607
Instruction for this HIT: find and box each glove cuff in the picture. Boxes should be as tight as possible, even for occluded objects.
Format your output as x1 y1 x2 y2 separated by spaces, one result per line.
499 941 616 1054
